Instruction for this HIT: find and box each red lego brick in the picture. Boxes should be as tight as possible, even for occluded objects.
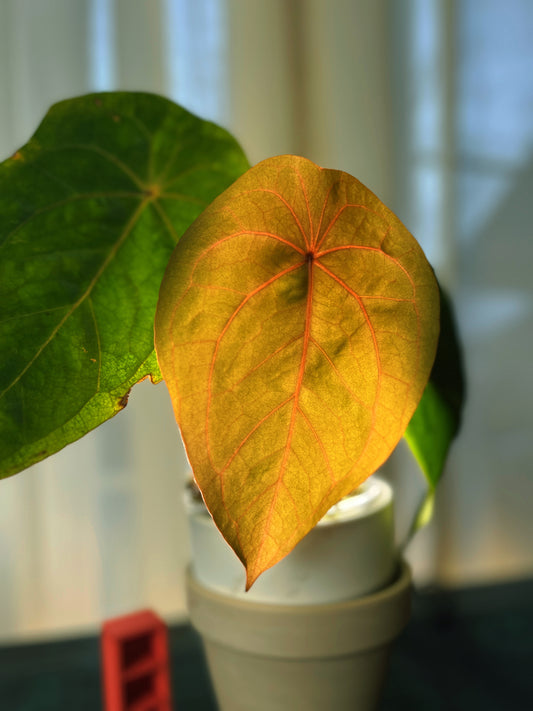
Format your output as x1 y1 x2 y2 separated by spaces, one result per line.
101 609 172 711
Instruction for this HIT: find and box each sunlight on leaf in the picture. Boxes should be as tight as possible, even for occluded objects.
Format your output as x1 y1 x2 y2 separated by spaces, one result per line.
155 155 440 587
0 92 249 478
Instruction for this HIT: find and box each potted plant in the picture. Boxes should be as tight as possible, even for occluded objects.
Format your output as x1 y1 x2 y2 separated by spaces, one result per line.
0 92 464 710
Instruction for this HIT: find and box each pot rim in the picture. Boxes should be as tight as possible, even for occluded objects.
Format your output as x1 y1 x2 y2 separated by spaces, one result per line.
186 559 411 658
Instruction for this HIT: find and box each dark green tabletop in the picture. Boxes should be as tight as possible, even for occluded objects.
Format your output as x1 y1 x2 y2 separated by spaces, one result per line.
1 577 531 710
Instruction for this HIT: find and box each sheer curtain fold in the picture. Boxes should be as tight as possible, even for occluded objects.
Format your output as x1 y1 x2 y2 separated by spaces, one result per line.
391 0 533 585
0 0 189 641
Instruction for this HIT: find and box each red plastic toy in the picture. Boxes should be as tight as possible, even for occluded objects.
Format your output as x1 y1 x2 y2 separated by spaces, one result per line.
101 609 173 711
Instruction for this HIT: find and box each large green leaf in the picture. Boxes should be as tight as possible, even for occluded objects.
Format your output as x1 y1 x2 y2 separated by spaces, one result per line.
0 92 249 478
404 283 465 531
155 155 440 587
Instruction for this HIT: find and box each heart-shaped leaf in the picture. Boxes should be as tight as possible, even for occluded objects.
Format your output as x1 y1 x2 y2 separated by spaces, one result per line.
0 92 249 478
155 155 440 587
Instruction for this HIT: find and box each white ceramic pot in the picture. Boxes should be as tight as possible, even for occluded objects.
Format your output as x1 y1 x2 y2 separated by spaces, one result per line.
185 476 411 711
186 476 397 604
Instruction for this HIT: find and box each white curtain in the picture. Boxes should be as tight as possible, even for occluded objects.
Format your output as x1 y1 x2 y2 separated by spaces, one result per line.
1 0 532 641
388 0 533 585
0 0 214 641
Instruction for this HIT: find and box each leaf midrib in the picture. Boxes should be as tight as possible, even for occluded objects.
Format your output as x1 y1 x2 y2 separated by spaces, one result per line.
1 138 211 402
0 196 150 402
204 238 413 467
201 206 423 562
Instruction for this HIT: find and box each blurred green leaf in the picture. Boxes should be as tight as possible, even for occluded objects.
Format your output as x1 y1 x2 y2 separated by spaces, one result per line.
0 92 249 478
404 283 466 533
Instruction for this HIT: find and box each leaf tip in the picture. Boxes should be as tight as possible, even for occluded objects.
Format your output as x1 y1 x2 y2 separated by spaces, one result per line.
244 570 259 592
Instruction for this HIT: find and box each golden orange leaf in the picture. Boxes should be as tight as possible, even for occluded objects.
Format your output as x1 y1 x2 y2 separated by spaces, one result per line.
155 155 439 588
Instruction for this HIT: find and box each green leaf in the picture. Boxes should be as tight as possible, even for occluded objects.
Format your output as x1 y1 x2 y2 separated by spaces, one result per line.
0 92 249 478
155 155 440 587
404 283 465 532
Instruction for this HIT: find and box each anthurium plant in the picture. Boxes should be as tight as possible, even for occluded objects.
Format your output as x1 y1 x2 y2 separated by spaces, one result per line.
0 92 464 587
